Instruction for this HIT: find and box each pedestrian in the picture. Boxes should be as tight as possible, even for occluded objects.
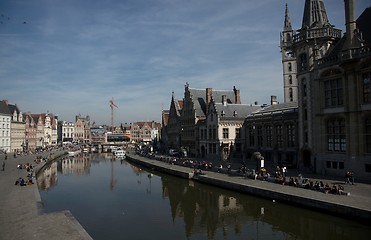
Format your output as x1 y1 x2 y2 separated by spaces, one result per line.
2 161 5 171
4 154 7 160
349 171 355 185
282 166 287 178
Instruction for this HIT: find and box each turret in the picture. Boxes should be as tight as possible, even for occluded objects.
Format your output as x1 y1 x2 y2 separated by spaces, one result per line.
280 4 298 103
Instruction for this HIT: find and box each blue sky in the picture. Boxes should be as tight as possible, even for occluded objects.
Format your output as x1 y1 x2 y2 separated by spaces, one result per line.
1 0 370 125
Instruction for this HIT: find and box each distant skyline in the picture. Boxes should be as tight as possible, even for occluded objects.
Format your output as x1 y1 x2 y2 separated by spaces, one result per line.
1 0 370 125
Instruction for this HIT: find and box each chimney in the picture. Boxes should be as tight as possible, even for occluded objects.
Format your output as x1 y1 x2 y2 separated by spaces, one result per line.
222 95 227 106
271 95 278 105
233 86 241 104
343 0 357 50
3 99 8 106
206 88 213 113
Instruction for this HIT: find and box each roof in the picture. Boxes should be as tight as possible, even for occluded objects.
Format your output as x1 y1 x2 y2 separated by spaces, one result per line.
321 6 371 62
188 88 236 117
214 103 261 119
249 102 298 116
0 100 11 115
162 110 169 126
7 103 20 115
357 7 371 46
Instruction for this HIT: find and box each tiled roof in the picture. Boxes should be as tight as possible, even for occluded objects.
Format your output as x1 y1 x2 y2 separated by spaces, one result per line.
188 88 236 117
215 103 261 119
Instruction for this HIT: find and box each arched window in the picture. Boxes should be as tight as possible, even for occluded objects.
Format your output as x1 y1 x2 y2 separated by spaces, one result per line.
288 63 292 72
288 75 292 84
286 33 291 42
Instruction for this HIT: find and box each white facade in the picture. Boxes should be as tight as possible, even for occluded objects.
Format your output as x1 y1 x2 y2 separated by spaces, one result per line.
62 121 75 142
0 115 11 153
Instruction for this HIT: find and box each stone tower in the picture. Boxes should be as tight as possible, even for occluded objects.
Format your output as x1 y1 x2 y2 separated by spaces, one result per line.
280 4 298 103
292 0 342 167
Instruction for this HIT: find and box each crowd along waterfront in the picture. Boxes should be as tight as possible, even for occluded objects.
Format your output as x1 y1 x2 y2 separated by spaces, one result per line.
37 153 371 240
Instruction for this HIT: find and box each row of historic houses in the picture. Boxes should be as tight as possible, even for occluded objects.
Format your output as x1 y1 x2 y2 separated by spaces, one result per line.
0 99 59 153
161 0 371 181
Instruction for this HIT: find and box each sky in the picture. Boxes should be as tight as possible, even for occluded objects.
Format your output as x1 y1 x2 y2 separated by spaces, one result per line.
1 0 370 125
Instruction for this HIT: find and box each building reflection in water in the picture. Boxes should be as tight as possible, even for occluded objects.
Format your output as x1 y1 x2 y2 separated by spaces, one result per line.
159 173 367 239
38 156 371 239
37 161 58 191
37 154 91 191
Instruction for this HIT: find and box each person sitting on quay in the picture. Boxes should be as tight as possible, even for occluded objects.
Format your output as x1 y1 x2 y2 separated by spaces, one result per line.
15 177 26 186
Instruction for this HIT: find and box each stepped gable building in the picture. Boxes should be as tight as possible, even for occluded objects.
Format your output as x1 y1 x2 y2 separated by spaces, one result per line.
31 113 58 148
0 100 11 153
131 121 161 143
284 0 371 180
200 94 260 161
24 112 37 151
160 109 169 152
166 92 183 151
75 114 91 144
180 83 241 157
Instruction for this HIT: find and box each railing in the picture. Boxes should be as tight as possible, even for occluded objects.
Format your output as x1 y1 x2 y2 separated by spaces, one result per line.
316 45 371 67
293 27 342 43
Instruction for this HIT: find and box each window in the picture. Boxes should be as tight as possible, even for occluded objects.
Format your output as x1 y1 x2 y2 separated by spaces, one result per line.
249 126 255 146
327 118 346 152
286 33 291 42
235 128 240 139
325 79 343 107
289 88 293 102
299 53 307 71
363 72 371 104
287 124 295 147
366 117 371 153
288 63 292 72
257 126 263 146
266 126 272 147
289 75 292 85
223 128 229 139
276 125 283 147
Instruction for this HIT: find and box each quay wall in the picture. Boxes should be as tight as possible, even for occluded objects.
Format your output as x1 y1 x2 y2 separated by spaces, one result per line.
126 154 371 222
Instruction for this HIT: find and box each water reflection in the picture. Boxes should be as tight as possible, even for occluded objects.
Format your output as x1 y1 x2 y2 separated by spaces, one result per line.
38 154 371 240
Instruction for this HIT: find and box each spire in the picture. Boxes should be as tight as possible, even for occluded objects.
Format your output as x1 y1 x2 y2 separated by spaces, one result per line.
284 3 292 31
301 0 330 29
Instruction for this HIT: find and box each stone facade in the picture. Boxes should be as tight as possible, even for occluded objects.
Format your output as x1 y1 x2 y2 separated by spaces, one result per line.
24 112 37 151
285 0 371 180
180 83 242 157
166 93 183 151
200 96 260 161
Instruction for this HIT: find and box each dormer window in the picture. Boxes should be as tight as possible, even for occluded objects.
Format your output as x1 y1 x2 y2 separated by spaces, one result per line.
233 111 238 117
221 110 225 117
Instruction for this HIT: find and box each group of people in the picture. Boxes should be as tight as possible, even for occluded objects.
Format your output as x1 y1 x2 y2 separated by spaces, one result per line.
15 162 36 186
248 165 351 196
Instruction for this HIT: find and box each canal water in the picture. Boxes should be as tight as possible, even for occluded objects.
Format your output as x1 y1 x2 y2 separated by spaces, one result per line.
37 153 371 240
